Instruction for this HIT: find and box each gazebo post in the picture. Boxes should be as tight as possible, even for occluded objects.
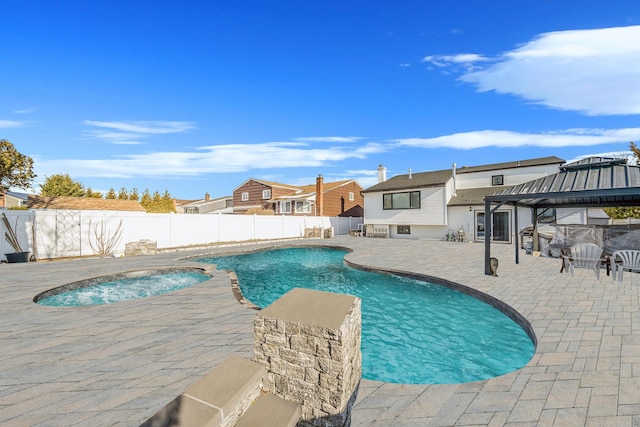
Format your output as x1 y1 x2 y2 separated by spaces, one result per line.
484 199 492 275
533 207 539 252
514 205 519 264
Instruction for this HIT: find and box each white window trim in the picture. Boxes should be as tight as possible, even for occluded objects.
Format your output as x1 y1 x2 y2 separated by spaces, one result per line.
349 192 354 201
280 201 291 213
295 201 311 213
262 189 271 199
241 192 249 201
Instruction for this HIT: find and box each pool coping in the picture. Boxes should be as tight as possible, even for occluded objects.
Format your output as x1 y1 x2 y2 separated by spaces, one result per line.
2 236 639 426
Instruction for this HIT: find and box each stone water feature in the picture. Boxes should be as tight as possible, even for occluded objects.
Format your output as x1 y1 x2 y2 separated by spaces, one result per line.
253 288 362 427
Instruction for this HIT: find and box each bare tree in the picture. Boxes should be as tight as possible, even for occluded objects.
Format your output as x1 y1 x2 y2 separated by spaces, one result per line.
88 219 123 255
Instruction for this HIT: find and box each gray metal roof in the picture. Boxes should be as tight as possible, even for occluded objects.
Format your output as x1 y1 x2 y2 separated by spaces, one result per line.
485 157 640 208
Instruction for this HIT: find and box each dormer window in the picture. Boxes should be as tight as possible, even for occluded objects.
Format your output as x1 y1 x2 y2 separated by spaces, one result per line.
491 175 504 186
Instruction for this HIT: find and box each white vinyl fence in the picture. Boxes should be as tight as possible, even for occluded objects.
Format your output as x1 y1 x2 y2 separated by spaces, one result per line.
0 209 363 261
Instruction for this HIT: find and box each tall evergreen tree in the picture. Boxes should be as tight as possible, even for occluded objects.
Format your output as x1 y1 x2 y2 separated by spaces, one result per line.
40 174 85 197
117 187 128 200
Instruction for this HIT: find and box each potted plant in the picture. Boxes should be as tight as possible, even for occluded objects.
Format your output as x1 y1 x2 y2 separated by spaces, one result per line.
2 213 29 263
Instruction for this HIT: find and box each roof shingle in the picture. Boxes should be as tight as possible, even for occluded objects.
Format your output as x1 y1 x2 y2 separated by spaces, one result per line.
28 196 147 212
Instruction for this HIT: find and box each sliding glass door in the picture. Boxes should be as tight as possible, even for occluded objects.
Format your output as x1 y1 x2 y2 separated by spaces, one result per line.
475 210 511 243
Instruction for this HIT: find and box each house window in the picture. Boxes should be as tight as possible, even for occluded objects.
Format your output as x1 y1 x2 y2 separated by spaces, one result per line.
397 225 411 235
280 201 291 213
491 175 504 186
262 189 271 199
241 192 249 201
537 208 556 224
349 192 355 201
295 201 311 213
185 207 198 214
383 191 420 210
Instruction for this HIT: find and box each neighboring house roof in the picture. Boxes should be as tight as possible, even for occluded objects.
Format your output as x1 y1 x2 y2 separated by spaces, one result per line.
485 157 640 208
174 198 197 206
28 195 146 211
362 156 566 194
233 178 301 192
361 169 452 193
271 180 361 201
179 195 232 208
339 205 363 217
6 191 29 201
448 186 516 206
206 206 234 214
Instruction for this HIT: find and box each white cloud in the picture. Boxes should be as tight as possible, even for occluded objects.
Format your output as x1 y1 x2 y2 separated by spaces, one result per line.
0 120 27 128
82 120 196 145
84 120 196 134
13 107 40 114
293 136 364 143
456 25 640 115
34 140 391 179
423 53 491 64
395 128 640 149
83 130 146 145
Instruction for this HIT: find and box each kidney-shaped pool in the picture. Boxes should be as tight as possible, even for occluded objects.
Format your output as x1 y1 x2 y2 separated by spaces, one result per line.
199 246 535 385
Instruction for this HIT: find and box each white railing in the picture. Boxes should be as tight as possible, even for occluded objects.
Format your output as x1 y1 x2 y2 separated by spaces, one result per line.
0 209 363 261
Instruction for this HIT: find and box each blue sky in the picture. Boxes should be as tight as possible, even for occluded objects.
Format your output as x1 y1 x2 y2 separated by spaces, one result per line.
2 1 640 200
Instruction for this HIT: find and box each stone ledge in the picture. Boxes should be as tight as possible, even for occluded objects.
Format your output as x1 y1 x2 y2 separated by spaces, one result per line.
235 392 301 427
141 355 266 427
184 355 266 426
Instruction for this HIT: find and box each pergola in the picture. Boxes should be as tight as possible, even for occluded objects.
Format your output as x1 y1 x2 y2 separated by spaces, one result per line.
482 157 640 275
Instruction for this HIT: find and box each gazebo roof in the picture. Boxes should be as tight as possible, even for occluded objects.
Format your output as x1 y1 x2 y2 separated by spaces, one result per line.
482 157 640 275
485 157 640 208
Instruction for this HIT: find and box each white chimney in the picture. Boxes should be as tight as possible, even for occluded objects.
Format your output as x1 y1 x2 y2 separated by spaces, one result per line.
452 163 457 196
408 168 412 179
377 164 387 183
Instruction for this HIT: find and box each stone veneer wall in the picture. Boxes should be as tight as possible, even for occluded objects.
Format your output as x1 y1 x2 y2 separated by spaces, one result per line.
253 288 362 427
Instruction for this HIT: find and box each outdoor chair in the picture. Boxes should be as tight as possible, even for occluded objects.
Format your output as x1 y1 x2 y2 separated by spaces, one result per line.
562 243 603 279
610 250 640 283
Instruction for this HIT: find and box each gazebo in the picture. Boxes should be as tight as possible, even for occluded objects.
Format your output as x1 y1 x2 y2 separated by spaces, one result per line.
482 157 640 275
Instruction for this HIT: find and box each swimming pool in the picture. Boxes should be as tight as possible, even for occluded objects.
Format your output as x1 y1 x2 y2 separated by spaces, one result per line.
199 246 535 384
34 269 211 306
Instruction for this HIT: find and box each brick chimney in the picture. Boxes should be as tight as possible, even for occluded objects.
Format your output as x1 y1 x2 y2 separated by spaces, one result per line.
205 192 210 201
316 174 324 216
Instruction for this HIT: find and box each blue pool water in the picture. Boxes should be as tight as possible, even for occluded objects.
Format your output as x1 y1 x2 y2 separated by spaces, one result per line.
200 247 535 384
36 272 210 306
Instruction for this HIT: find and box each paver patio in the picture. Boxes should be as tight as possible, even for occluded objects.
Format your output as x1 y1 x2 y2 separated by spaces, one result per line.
1 236 639 426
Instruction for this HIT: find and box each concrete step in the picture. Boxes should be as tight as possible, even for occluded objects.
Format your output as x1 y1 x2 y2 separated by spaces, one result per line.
234 393 301 427
141 355 266 427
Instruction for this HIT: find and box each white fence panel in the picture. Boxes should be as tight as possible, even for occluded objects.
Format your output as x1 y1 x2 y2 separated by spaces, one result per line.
164 214 220 248
218 215 256 242
2 209 362 260
0 210 35 261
